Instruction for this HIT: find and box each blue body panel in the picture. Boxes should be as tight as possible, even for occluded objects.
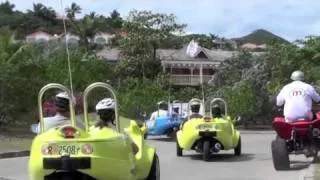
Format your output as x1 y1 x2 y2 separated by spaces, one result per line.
146 115 184 136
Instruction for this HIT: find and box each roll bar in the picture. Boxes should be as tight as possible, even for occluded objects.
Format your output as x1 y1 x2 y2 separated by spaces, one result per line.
83 82 120 132
172 100 183 116
209 98 227 118
187 98 204 120
38 83 75 133
157 100 168 117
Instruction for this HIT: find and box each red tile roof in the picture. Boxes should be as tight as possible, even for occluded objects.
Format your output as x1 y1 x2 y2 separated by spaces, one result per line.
26 31 53 38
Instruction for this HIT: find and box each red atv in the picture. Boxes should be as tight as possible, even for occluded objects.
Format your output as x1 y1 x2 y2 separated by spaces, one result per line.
271 112 320 170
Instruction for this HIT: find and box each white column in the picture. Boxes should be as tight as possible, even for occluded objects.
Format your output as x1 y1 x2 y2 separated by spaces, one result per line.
190 66 194 85
200 64 203 84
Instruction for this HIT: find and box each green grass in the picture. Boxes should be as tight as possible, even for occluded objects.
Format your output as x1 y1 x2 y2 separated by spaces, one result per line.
0 137 33 153
0 113 133 153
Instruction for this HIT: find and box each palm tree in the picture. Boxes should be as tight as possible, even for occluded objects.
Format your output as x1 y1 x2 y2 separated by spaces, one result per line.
27 3 57 23
65 2 82 20
0 1 15 14
89 12 96 19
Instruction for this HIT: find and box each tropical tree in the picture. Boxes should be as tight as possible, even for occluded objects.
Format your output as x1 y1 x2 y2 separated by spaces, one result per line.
0 1 15 14
65 2 82 20
116 10 187 79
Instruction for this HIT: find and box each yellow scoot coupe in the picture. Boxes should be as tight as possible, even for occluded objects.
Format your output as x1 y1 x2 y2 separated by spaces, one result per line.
28 82 160 180
176 98 241 161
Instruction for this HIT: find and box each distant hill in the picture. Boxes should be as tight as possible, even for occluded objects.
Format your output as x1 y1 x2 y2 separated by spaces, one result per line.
232 29 290 45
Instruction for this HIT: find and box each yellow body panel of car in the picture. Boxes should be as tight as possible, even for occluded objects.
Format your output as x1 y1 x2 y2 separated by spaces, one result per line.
28 121 155 180
124 120 156 179
176 116 240 150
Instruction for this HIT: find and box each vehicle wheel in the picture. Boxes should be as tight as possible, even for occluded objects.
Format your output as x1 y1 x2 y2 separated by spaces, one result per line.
167 128 176 140
271 137 290 170
144 133 148 139
234 136 241 156
146 153 160 180
176 140 183 156
203 140 211 161
172 129 177 141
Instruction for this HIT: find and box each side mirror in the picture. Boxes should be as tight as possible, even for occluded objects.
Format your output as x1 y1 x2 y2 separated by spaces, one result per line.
136 120 147 134
30 124 39 134
140 125 147 135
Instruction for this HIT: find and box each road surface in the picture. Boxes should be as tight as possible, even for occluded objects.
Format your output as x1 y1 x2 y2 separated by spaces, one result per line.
0 131 316 180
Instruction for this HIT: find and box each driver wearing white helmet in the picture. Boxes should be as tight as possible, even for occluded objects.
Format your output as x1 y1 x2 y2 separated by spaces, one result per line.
94 98 117 130
93 98 139 154
276 70 320 122
180 101 203 127
37 92 75 133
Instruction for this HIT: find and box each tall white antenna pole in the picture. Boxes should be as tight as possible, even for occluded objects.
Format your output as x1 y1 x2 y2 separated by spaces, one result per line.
59 0 74 99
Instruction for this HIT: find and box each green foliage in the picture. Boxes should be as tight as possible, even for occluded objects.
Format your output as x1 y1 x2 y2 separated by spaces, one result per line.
117 77 169 119
116 10 186 80
0 35 115 123
0 1 123 41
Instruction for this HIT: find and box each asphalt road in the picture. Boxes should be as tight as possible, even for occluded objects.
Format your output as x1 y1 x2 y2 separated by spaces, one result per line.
0 131 316 180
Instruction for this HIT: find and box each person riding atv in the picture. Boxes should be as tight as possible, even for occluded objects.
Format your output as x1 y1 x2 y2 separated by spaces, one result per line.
37 92 75 133
149 101 169 121
276 70 320 122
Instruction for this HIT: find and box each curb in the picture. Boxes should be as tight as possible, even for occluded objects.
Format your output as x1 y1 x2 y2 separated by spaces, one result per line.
0 150 30 159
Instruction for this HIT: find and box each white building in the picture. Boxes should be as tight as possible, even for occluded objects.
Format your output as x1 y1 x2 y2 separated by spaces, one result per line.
25 31 55 43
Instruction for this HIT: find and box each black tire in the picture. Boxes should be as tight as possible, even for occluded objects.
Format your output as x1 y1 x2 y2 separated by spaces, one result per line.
234 136 241 156
271 137 290 170
166 129 174 138
176 140 183 156
203 140 211 161
146 153 160 180
171 129 177 141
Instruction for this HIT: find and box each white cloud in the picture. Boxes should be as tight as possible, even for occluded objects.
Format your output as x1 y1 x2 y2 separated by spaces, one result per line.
7 0 320 41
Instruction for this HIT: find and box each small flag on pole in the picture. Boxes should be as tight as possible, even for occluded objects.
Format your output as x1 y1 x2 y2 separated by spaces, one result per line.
186 40 199 58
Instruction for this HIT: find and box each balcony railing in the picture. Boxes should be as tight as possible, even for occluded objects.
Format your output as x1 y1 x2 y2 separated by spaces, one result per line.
170 75 213 86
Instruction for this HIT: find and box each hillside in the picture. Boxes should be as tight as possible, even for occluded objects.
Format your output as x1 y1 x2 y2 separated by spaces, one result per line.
232 29 290 45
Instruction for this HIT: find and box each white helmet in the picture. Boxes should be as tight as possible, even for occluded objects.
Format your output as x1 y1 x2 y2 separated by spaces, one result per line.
291 70 304 81
56 92 76 103
190 101 201 106
95 98 115 111
55 92 75 110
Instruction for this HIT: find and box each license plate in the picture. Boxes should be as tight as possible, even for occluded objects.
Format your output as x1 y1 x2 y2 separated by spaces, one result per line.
48 144 81 155
197 124 214 129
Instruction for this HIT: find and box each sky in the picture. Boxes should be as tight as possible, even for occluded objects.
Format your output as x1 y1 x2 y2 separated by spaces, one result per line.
6 0 320 42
